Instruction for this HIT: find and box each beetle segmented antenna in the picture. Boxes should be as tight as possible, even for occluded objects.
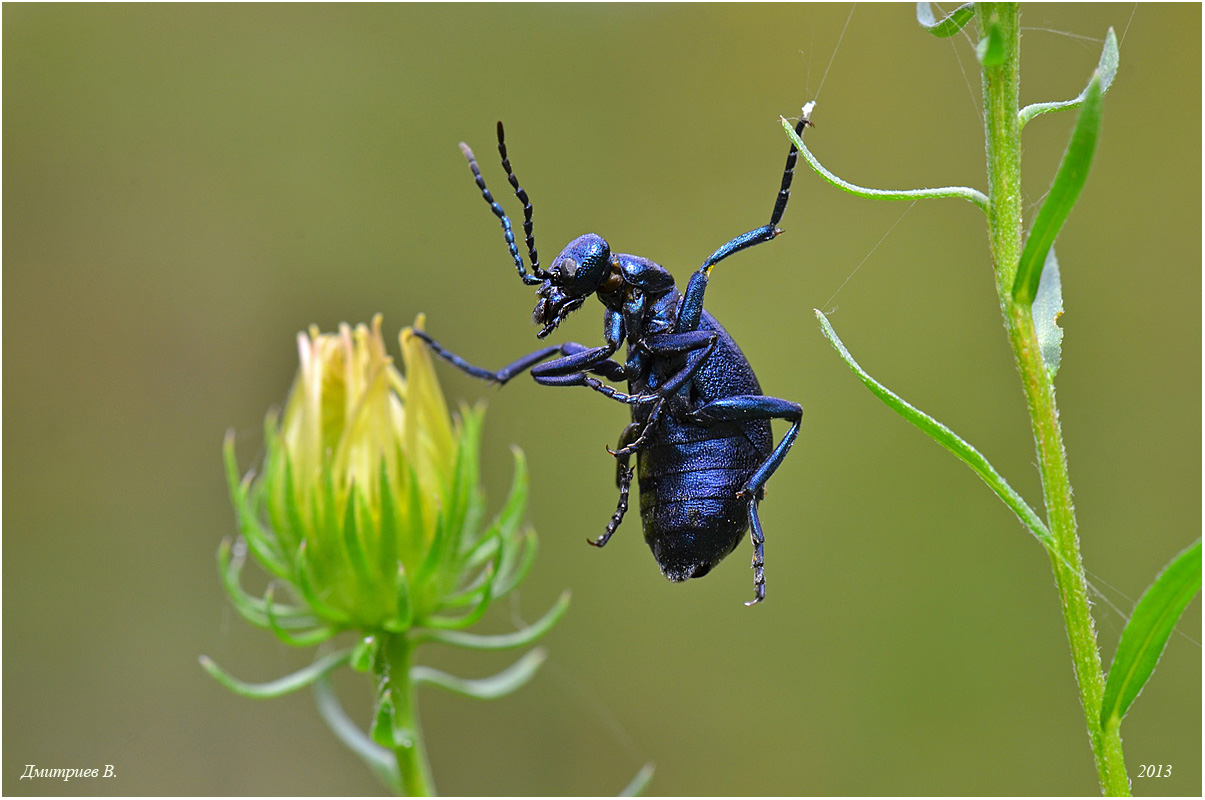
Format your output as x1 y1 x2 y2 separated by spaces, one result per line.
768 104 815 227
459 140 542 286
496 122 546 279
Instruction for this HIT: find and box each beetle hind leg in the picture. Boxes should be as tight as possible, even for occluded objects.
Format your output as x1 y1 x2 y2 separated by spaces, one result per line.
690 394 802 605
745 496 766 606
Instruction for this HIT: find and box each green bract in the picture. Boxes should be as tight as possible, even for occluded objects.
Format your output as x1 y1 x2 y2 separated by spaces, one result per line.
205 314 569 795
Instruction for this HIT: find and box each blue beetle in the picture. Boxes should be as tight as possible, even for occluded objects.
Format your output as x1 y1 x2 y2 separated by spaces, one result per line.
415 114 809 604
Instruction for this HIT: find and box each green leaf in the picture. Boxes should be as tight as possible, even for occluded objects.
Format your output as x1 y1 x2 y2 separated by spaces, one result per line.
781 116 989 212
376 457 399 585
976 21 1004 66
492 527 539 599
223 433 289 580
279 447 310 563
199 648 352 698
350 635 378 672
815 310 1052 548
1020 28 1118 126
411 647 546 700
1101 539 1202 729
381 564 413 633
262 585 339 645
369 673 419 750
371 685 398 747
217 538 323 630
1032 248 1065 378
423 554 499 630
1013 72 1103 305
293 540 351 624
916 2 974 37
441 405 484 578
341 489 377 597
620 763 656 797
313 676 400 792
490 447 530 550
264 583 339 647
415 590 570 649
414 509 449 597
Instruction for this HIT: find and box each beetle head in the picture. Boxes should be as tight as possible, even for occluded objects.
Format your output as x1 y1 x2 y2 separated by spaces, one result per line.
532 233 612 338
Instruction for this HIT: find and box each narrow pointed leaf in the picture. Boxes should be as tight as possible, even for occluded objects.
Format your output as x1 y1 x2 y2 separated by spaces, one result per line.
493 527 539 599
401 461 426 571
415 511 449 597
781 116 989 212
371 686 397 747
439 561 494 608
376 458 399 584
461 445 528 569
492 446 529 543
280 449 309 563
440 406 483 579
620 763 656 797
264 584 339 647
341 490 377 597
313 676 400 792
262 416 300 557
318 464 340 573
1032 248 1065 378
199 648 352 698
411 647 546 700
976 22 1004 66
351 635 378 672
382 565 413 633
464 525 502 570
916 2 974 37
1013 73 1103 305
816 310 1051 547
424 555 499 629
1020 28 1118 126
294 541 351 624
1101 539 1202 729
217 538 322 629
224 434 289 579
416 590 570 649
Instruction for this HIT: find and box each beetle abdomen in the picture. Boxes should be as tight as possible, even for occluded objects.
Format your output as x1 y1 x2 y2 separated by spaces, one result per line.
637 420 770 582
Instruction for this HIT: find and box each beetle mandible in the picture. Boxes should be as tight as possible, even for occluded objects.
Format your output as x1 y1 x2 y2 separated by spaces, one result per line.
414 109 812 604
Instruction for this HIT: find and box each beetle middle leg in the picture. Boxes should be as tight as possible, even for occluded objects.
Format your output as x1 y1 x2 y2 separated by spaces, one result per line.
689 394 803 605
589 423 641 549
606 330 718 458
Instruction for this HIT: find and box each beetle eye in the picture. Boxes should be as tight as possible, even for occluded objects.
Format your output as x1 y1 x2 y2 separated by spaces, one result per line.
559 257 578 278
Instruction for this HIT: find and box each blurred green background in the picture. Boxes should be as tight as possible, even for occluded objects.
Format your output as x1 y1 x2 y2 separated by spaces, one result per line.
5 3 1200 795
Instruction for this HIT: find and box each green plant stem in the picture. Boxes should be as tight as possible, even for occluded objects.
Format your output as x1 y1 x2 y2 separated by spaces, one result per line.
977 4 1128 794
384 634 436 796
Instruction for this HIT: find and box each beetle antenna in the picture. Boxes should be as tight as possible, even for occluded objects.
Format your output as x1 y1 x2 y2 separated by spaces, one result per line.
768 103 815 227
496 121 547 279
460 139 542 286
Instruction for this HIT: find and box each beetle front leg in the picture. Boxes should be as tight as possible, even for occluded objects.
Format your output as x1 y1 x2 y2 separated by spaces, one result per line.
690 394 803 605
413 329 625 385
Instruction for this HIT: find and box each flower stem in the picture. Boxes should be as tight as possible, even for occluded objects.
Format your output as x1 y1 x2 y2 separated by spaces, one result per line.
384 634 436 796
977 4 1129 794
